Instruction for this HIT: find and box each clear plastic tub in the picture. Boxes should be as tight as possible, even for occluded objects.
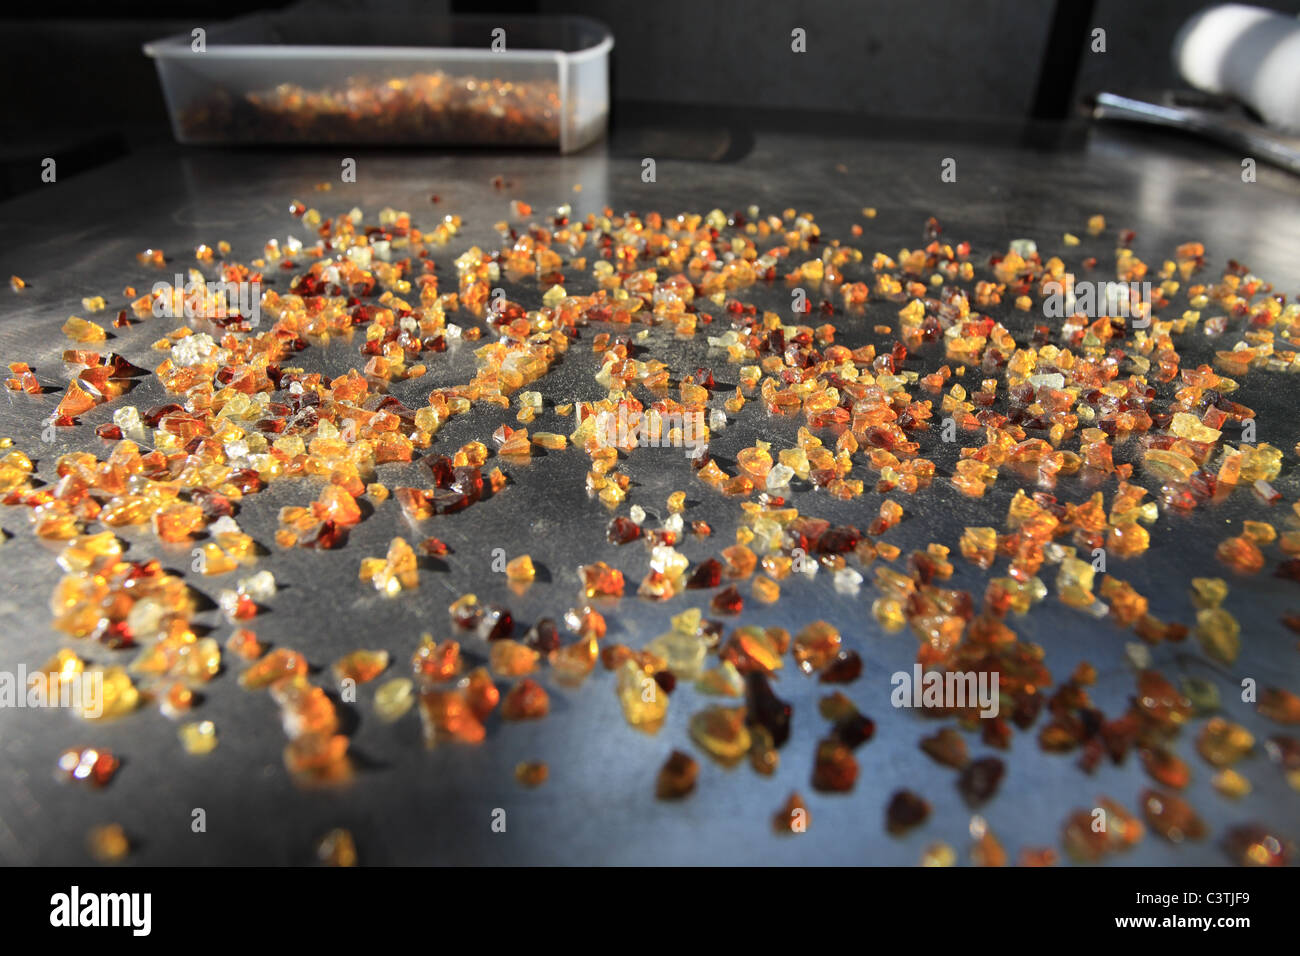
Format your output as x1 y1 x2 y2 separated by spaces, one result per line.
144 14 612 153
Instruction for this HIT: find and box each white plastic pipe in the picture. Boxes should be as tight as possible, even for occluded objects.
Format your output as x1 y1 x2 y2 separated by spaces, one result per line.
1173 4 1300 132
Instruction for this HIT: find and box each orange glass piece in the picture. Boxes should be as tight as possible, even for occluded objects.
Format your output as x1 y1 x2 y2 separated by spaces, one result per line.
579 561 624 598
239 648 308 690
332 649 389 685
412 636 462 682
418 689 486 746
501 678 549 720
793 621 842 674
56 380 98 419
284 732 349 778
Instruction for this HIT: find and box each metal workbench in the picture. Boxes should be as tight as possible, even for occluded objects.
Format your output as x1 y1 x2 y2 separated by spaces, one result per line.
0 118 1297 865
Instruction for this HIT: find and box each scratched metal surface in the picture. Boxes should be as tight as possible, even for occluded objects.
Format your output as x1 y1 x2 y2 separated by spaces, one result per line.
0 126 1298 866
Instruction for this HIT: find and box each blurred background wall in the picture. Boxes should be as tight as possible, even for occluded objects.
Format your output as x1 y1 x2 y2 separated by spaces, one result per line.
2 0 1298 197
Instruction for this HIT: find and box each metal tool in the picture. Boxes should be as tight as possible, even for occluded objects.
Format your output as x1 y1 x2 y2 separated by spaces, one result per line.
1090 90 1300 176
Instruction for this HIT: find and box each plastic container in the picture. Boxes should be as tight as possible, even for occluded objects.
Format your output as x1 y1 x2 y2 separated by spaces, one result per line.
144 14 612 152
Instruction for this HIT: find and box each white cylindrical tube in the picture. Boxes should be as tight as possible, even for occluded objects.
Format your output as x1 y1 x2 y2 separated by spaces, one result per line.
1173 4 1300 132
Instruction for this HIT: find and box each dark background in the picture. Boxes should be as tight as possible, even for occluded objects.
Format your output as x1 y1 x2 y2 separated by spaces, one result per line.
3 0 1300 869
2 0 1300 199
